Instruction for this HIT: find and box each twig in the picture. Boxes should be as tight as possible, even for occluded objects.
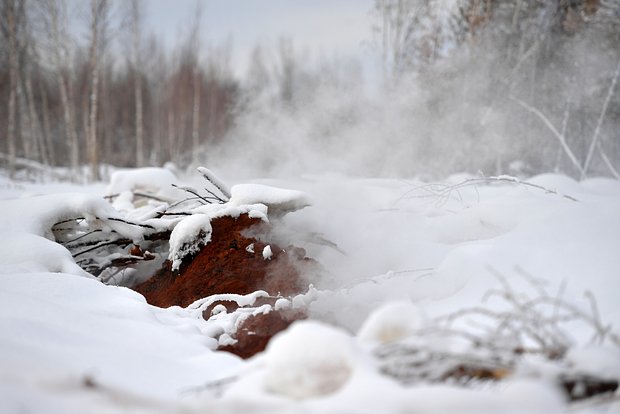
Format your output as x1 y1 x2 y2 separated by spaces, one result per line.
401 175 578 204
73 238 133 257
61 229 103 244
106 216 155 229
197 166 231 200
171 184 220 205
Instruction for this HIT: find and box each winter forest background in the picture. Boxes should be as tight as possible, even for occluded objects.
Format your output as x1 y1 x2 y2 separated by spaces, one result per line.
1 0 620 181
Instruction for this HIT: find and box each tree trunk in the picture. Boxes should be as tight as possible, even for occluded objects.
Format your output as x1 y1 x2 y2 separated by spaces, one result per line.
167 108 175 162
192 67 201 163
18 80 34 164
25 74 48 166
40 81 55 166
87 0 107 181
5 0 19 177
47 0 79 175
132 0 144 167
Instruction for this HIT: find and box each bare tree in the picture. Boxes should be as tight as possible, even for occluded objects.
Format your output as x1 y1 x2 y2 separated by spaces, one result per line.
372 0 442 81
189 2 202 164
86 0 110 181
130 0 144 167
42 0 79 175
1 0 23 177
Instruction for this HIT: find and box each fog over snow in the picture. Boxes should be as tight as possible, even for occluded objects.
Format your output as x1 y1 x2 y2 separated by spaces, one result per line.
1 1 620 413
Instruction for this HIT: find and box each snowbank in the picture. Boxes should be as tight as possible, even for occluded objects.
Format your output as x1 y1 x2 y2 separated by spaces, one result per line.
0 233 90 277
107 167 186 203
1 171 619 412
0 192 146 241
0 272 242 411
229 183 311 216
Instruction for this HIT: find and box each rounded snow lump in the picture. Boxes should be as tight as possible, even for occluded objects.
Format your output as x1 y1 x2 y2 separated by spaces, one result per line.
264 320 354 399
357 301 425 344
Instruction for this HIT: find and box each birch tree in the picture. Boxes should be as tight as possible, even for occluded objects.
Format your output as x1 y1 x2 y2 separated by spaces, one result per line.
1 0 22 177
86 0 109 181
189 3 202 164
42 0 79 175
130 0 144 167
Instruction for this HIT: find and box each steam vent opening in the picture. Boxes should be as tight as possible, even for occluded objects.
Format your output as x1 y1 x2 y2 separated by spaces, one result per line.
133 212 318 358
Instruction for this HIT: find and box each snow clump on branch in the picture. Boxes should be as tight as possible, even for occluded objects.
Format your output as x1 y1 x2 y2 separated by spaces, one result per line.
168 214 212 271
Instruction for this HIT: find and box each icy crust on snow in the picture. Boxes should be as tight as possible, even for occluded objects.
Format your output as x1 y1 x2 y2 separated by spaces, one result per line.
229 183 311 215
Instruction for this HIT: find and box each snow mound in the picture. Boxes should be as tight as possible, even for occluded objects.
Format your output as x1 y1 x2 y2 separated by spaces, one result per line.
107 167 186 203
0 193 146 241
357 301 426 344
264 320 355 399
0 233 90 277
168 214 212 271
229 183 311 216
0 272 241 404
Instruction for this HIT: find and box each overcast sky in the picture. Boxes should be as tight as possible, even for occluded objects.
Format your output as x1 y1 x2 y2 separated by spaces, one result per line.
143 0 376 77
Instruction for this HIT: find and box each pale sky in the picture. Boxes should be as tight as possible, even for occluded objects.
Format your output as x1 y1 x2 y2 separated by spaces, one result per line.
144 0 377 78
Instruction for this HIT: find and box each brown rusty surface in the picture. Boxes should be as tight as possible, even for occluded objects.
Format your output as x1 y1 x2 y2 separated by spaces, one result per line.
133 214 316 308
218 307 307 359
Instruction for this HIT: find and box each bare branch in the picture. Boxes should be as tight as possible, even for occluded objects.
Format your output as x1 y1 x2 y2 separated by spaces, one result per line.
510 96 584 176
582 58 620 180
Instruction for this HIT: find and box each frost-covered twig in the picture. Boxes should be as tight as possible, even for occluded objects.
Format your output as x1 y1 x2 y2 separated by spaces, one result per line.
104 191 169 203
171 184 221 204
72 238 133 257
400 175 578 207
376 271 619 398
197 166 231 201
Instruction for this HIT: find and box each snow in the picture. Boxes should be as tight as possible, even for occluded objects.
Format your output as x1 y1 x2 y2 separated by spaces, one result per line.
1 170 619 412
106 167 186 204
0 232 89 277
168 214 212 271
565 347 620 380
196 166 231 200
0 272 242 412
357 301 426 344
0 192 146 241
263 321 357 399
229 183 311 216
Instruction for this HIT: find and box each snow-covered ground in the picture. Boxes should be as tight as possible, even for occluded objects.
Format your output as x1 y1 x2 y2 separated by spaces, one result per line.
1 168 619 413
